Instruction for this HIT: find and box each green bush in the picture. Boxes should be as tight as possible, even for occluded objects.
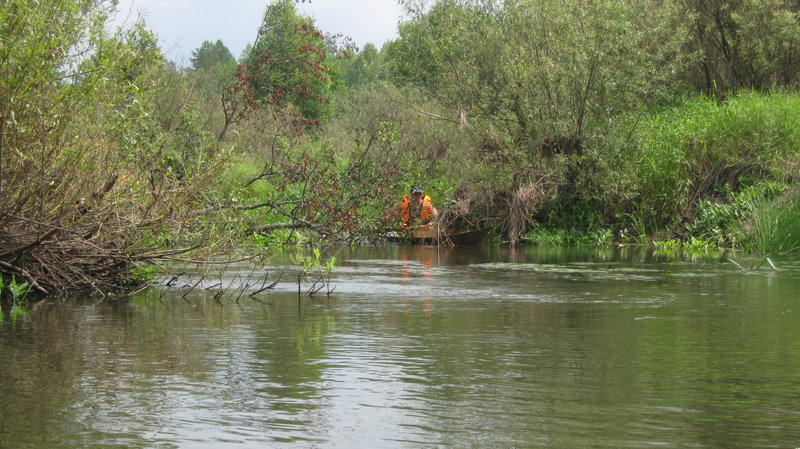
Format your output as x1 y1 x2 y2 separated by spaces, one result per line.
686 181 784 247
612 91 800 232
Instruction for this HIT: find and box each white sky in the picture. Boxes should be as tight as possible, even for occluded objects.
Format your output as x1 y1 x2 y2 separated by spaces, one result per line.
112 0 405 65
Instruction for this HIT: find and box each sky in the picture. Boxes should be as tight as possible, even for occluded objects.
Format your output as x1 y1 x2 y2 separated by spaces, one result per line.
113 0 406 65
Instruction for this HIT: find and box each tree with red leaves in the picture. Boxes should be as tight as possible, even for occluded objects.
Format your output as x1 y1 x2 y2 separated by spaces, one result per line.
219 0 338 141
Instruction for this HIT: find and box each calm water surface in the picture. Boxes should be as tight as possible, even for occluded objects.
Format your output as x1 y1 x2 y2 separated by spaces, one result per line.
1 245 799 448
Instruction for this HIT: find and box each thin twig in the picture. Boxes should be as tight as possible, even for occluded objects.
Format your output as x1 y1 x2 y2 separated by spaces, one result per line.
184 276 204 299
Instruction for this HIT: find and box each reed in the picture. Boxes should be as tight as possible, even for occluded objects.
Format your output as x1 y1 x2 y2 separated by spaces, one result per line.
739 192 800 254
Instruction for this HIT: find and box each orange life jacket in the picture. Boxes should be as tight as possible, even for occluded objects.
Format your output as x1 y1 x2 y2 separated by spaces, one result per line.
401 195 434 224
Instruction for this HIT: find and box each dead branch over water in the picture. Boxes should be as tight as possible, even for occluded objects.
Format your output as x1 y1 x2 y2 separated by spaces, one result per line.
1 209 199 296
145 265 287 304
0 160 226 297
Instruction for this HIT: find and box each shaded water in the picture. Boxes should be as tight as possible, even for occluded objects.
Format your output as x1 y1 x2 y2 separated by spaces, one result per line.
1 245 799 448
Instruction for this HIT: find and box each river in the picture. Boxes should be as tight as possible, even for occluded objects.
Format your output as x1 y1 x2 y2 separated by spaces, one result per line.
1 245 799 448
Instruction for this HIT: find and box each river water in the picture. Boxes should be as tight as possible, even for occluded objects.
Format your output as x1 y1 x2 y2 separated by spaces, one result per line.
1 245 799 448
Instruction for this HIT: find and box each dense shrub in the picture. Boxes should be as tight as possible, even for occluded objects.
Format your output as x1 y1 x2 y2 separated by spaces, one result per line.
606 92 800 234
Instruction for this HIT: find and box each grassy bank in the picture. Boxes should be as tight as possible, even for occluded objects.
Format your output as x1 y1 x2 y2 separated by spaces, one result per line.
211 91 800 254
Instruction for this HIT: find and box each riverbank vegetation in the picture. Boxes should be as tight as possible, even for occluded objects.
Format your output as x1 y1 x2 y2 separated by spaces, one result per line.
2 0 800 297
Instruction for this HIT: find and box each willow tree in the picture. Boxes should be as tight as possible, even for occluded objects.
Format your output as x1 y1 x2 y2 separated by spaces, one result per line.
391 0 690 150
0 0 224 296
678 0 800 95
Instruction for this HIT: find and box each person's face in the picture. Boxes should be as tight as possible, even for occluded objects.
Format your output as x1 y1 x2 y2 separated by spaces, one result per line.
412 191 423 202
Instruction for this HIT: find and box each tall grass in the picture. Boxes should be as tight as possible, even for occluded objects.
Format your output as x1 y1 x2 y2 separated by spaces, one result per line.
739 192 800 254
619 91 800 231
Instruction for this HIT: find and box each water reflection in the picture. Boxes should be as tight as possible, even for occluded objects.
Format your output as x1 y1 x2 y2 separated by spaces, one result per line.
398 246 435 317
1 246 799 448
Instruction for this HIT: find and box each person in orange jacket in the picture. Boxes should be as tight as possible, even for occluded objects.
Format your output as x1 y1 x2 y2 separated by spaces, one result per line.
383 186 439 227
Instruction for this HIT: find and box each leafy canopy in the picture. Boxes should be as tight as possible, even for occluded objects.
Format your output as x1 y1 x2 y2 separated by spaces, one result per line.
245 0 335 121
219 0 341 140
